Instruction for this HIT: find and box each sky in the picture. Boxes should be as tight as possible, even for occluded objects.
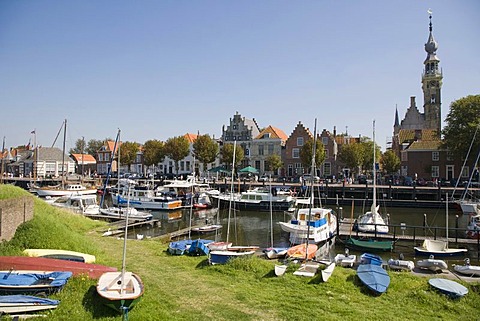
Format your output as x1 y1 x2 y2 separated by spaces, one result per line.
1 1 479 152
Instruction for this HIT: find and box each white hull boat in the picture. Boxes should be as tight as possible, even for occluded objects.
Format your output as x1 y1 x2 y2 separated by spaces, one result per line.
387 258 414 271
453 259 480 276
416 256 448 272
99 207 153 221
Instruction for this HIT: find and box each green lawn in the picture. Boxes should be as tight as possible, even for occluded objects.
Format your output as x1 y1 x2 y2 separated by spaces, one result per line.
0 185 478 321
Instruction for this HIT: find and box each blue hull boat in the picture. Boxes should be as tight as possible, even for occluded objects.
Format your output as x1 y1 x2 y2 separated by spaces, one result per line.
357 264 390 294
209 250 255 265
429 278 468 299
168 240 193 255
188 239 213 256
360 253 383 266
0 271 73 295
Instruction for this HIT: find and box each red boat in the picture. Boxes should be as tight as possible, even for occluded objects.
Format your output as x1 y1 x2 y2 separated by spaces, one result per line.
0 256 117 279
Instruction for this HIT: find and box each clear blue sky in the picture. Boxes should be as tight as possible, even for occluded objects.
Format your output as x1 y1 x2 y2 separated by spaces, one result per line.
1 1 479 151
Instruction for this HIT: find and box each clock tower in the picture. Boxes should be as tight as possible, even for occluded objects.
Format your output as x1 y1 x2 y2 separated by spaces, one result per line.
422 11 442 137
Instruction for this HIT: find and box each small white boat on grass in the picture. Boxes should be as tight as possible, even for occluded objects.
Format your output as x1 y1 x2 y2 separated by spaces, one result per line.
453 258 480 277
416 255 448 272
274 264 287 277
264 247 289 260
0 295 59 314
334 249 356 268
321 262 336 282
293 261 320 277
23 249 95 264
429 278 468 299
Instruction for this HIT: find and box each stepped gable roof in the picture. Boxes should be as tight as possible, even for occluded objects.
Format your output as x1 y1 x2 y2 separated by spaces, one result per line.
397 129 438 144
255 126 288 142
184 133 198 143
71 153 96 163
407 140 441 151
100 140 121 154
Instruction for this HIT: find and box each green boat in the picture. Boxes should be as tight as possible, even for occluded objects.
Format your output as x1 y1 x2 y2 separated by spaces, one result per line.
345 237 393 252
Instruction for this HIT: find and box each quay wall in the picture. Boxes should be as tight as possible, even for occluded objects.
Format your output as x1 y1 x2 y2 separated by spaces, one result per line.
0 196 34 241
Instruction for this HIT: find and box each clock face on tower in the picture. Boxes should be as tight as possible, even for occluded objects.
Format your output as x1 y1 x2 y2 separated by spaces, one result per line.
429 81 437 87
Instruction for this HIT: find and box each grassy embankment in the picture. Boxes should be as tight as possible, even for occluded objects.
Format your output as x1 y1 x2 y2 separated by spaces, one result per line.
0 185 479 321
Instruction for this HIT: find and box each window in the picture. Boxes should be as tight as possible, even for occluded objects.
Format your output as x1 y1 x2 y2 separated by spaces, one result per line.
292 148 299 158
297 137 304 146
432 151 439 161
461 166 469 178
431 166 439 178
105 153 110 162
180 161 185 171
263 133 271 139
186 161 191 171
324 149 329 158
447 151 454 161
323 162 331 176
268 144 274 155
98 154 103 161
233 125 237 130
322 137 328 145
401 166 408 176
245 148 250 156
258 145 264 156
401 151 407 161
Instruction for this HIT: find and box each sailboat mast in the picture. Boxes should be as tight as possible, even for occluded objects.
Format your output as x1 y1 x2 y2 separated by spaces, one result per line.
269 175 273 248
188 156 195 240
305 118 317 261
61 119 67 189
446 192 449 249
226 140 236 244
120 180 130 295
372 120 377 223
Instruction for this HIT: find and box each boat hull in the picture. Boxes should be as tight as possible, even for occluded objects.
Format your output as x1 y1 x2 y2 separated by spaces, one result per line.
345 238 393 252
0 270 72 295
357 264 390 294
0 256 117 279
429 278 468 299
0 295 59 313
208 250 255 265
96 272 144 312
23 249 96 264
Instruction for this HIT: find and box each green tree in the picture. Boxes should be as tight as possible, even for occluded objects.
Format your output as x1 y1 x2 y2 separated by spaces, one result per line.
143 139 165 174
381 150 401 175
442 95 480 164
86 139 105 158
119 141 140 172
69 138 86 154
338 142 364 176
299 138 326 174
220 143 244 171
164 136 190 175
192 134 218 175
360 138 381 174
265 154 283 175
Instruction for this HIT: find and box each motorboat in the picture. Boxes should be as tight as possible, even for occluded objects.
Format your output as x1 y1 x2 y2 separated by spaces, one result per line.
48 193 100 215
99 206 153 221
416 255 448 272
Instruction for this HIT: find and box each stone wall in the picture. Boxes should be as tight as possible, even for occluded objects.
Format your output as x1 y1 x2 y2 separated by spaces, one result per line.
0 196 34 241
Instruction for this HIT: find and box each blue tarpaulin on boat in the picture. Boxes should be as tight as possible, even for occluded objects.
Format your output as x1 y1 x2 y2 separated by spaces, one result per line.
357 264 390 294
0 271 72 287
0 294 59 305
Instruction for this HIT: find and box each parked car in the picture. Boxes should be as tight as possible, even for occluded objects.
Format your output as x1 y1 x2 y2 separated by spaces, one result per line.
301 174 320 183
258 174 271 182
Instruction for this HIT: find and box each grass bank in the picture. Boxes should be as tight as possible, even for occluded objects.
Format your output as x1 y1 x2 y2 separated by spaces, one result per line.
0 185 478 321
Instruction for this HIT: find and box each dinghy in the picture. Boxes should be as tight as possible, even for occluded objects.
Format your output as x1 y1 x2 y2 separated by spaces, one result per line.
286 243 318 260
388 258 414 271
453 258 480 277
429 278 468 299
0 295 59 314
357 264 390 295
416 255 448 272
0 270 72 295
274 264 287 277
334 249 356 268
321 262 336 282
23 249 96 263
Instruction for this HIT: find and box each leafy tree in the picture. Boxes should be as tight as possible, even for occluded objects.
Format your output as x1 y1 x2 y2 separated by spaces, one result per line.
265 154 283 175
220 143 244 171
360 139 381 174
143 139 165 174
192 134 218 175
164 136 190 175
86 139 105 158
338 142 364 176
119 141 140 172
442 95 480 164
69 138 86 154
299 138 326 174
381 150 401 175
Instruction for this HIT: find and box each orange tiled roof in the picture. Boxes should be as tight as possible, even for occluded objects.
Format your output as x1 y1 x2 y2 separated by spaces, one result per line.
184 133 198 143
255 125 288 142
71 153 97 163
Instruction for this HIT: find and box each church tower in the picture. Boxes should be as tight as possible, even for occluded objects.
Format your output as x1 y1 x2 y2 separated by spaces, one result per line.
421 10 442 137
